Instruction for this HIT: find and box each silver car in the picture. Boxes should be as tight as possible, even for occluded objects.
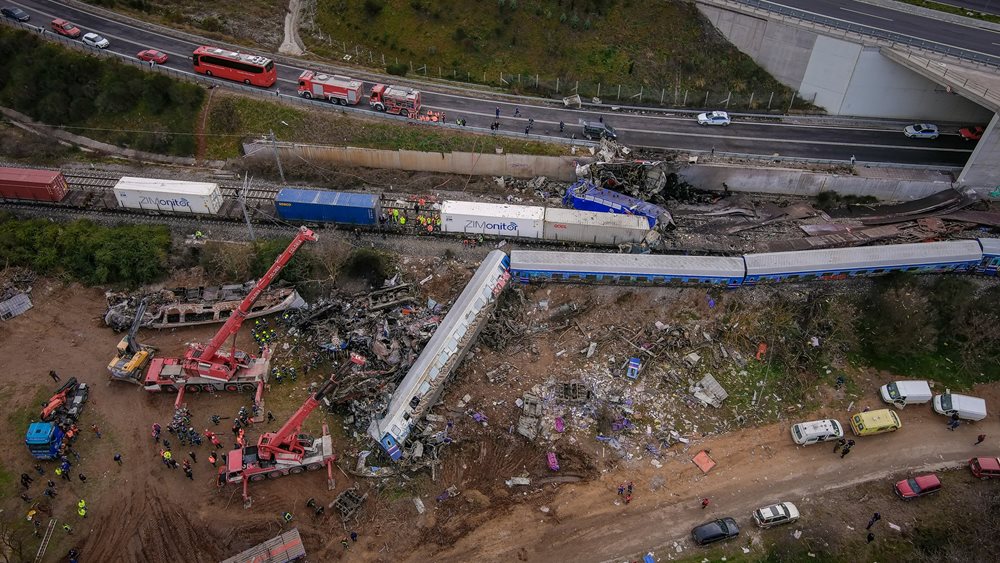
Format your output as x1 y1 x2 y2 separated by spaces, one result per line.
903 123 939 139
82 32 110 49
697 111 731 126
753 502 800 528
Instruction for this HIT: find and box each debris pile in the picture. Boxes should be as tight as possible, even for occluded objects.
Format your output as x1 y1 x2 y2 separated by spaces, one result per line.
0 266 35 320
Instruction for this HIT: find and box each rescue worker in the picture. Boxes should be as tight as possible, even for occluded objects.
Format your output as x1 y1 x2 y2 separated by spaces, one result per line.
208 452 217 467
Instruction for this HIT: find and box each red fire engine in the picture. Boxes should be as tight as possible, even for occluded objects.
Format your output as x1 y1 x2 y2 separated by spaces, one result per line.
143 227 317 408
369 83 420 118
296 71 363 105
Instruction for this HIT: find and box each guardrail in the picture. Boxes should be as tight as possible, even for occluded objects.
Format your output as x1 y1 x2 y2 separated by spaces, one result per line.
883 49 1000 110
701 0 1000 68
667 147 965 173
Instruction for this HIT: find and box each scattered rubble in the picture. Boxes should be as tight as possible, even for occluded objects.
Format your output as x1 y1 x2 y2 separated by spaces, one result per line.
0 266 34 321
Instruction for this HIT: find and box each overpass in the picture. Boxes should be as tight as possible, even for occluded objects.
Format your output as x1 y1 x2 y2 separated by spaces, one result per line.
696 0 1000 186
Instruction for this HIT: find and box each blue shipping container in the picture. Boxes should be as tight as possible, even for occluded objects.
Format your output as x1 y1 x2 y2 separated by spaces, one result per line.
275 188 380 225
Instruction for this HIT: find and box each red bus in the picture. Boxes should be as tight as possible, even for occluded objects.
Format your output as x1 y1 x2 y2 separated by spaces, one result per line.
192 46 277 87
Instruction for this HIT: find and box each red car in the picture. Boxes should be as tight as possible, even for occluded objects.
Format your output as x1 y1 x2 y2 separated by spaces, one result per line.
960 126 985 141
970 456 1000 479
894 473 941 499
50 18 81 38
137 49 169 64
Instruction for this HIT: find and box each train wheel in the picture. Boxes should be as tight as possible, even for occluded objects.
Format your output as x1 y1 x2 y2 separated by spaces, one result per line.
306 463 323 471
249 474 266 482
185 385 200 392
289 467 304 474
267 471 283 479
225 384 239 392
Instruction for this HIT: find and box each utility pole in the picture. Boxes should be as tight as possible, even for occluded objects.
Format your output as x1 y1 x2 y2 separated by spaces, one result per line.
269 129 286 185
240 173 256 241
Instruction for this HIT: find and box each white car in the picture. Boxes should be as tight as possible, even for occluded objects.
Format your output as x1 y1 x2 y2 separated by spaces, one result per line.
82 32 110 49
753 502 800 528
903 123 939 139
697 111 731 126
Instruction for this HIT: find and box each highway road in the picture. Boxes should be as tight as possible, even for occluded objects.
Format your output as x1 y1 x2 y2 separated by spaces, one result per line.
2 0 983 168
934 0 1000 16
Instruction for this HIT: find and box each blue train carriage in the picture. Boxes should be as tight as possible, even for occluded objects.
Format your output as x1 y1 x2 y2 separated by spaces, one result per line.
742 240 984 285
563 180 674 229
509 250 747 287
368 250 511 461
976 238 1000 275
274 188 380 225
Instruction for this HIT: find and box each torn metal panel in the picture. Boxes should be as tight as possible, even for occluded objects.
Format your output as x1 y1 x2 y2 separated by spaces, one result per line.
689 374 729 408
0 292 32 320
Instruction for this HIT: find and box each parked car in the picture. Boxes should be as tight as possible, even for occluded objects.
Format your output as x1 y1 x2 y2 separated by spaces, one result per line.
691 517 740 545
969 456 1000 480
582 121 617 141
879 380 932 408
894 473 941 499
137 49 169 64
932 392 987 421
50 18 81 38
697 111 731 126
82 33 110 49
960 125 985 141
1 6 30 21
903 123 939 139
790 419 844 445
752 502 800 528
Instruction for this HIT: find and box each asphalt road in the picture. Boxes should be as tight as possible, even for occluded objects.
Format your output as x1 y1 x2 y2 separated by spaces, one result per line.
934 0 1000 16
2 0 982 167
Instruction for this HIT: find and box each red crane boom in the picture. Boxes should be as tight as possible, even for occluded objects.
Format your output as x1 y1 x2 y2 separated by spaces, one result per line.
257 377 338 462
183 227 317 381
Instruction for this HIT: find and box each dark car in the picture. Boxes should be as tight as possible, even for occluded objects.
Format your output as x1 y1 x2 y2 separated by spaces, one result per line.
894 473 941 500
692 517 740 546
1 7 30 21
582 121 617 141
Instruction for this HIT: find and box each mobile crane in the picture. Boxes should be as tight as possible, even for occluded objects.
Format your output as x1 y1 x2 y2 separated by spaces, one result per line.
144 227 317 407
218 377 337 506
108 298 154 383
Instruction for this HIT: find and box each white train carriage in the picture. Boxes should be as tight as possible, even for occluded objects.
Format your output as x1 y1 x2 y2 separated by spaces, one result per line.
743 240 983 285
368 250 511 460
976 238 1000 275
509 249 747 287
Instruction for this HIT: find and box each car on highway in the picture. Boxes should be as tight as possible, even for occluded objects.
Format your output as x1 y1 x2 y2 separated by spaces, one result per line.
1 7 30 21
82 33 110 49
960 125 985 141
697 111 731 126
752 502 800 528
903 123 939 139
691 517 740 545
50 18 81 38
582 121 617 141
137 49 169 64
894 473 941 500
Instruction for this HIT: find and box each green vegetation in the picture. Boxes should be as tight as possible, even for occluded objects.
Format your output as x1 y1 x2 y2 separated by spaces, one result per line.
204 93 568 159
896 0 1000 24
0 216 171 286
311 0 798 107
0 28 204 156
82 0 286 39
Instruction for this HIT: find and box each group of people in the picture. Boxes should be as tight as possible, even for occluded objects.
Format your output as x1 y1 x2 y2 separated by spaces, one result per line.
833 438 856 458
616 481 635 504
253 319 277 354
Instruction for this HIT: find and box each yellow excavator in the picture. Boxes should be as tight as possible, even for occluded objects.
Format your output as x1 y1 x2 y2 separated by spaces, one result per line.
107 298 156 384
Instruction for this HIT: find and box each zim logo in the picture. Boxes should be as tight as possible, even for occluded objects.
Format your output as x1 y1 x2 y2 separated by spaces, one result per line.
465 219 518 232
136 195 191 208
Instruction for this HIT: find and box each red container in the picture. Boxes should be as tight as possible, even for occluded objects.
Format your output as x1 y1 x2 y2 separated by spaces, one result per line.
0 168 69 202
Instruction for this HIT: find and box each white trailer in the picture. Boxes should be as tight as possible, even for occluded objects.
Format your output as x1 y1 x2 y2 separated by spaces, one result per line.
440 200 544 239
113 177 223 215
543 208 650 245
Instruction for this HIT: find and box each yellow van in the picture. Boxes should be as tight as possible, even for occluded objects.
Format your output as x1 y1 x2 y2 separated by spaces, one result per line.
850 409 902 436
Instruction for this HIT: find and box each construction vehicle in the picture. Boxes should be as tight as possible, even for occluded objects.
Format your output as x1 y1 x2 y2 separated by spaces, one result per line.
144 227 317 407
107 298 155 383
218 377 337 505
296 70 363 105
40 377 89 425
25 422 65 460
369 83 420 118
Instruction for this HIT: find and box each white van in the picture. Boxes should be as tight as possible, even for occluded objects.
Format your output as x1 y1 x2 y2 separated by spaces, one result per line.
880 380 933 408
791 419 844 445
932 392 988 421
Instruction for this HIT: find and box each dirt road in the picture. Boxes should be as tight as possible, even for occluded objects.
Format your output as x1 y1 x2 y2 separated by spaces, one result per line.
415 389 1000 563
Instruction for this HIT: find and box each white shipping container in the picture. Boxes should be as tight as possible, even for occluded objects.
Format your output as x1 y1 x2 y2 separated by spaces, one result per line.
543 208 649 245
113 177 223 215
441 200 544 239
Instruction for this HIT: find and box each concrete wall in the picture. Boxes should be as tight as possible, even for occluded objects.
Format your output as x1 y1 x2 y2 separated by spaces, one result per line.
698 4 994 120
681 165 955 200
958 112 1000 188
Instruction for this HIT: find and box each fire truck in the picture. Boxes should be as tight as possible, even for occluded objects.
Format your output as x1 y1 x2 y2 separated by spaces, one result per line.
369 83 420 118
219 377 337 504
296 71 363 105
143 227 317 408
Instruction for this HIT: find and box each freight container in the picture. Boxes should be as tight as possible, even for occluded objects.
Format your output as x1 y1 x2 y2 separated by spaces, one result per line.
441 201 544 239
0 168 69 202
113 177 222 215
274 188 380 225
563 179 673 229
543 208 649 245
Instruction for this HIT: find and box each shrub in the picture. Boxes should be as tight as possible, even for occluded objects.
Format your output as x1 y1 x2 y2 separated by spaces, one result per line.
386 63 408 77
363 0 383 17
